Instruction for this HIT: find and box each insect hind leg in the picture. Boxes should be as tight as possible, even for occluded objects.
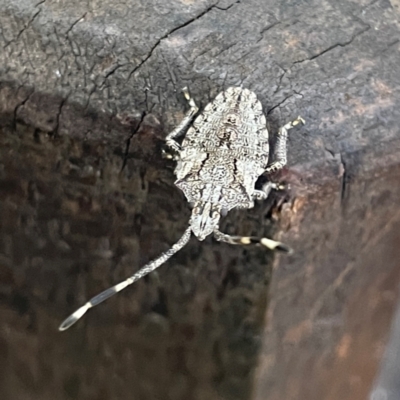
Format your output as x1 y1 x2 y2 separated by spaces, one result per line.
265 116 305 173
165 87 199 152
214 230 292 253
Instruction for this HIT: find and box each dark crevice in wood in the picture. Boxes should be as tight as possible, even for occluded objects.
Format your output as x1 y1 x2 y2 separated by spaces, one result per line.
121 111 146 172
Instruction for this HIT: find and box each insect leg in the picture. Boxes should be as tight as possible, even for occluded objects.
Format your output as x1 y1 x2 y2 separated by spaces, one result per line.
59 227 192 331
252 182 286 201
165 87 199 152
214 230 292 253
265 116 305 173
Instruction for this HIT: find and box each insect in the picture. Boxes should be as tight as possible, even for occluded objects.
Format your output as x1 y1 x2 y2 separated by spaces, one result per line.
59 86 305 331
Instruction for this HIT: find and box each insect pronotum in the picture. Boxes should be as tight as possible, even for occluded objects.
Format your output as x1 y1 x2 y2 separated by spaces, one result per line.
59 86 305 331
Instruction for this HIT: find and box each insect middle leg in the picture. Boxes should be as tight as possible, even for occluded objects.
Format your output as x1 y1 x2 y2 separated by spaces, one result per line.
265 116 305 173
165 87 199 152
214 230 292 253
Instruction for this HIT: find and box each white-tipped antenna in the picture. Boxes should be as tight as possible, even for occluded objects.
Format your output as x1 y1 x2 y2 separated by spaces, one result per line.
59 227 192 331
213 230 293 254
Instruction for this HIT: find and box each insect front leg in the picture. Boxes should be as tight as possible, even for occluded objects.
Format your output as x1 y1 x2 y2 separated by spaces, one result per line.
214 230 292 253
165 87 199 152
252 182 287 201
265 116 305 173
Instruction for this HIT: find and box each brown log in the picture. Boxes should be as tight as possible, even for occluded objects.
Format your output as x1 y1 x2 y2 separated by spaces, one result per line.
1 0 400 399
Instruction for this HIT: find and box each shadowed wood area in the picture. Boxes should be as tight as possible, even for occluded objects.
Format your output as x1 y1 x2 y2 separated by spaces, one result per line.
1 0 400 399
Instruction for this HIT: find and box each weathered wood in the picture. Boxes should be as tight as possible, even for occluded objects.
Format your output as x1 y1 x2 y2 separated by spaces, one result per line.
1 0 400 399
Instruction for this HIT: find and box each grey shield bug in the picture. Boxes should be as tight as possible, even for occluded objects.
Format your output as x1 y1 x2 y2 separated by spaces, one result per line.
59 86 305 331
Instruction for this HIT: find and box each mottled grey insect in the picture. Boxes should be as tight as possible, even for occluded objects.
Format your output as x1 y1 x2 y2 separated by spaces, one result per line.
59 86 305 331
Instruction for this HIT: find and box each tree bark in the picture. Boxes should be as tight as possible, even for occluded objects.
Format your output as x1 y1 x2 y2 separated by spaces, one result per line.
1 1 400 399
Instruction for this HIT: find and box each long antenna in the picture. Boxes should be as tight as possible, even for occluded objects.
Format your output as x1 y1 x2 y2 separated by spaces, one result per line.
59 227 192 331
214 230 293 254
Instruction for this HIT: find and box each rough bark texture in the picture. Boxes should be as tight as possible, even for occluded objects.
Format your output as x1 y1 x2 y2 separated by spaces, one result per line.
1 0 400 399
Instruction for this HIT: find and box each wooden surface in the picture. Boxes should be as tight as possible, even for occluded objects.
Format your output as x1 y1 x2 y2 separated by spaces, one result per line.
1 0 400 399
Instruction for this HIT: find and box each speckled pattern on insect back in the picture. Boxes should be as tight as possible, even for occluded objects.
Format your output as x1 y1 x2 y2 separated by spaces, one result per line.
177 87 270 212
